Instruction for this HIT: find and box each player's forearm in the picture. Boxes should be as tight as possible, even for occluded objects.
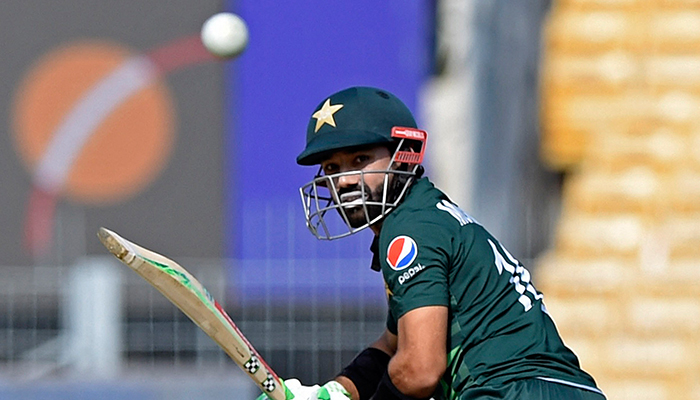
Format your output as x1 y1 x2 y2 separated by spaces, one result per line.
369 331 397 356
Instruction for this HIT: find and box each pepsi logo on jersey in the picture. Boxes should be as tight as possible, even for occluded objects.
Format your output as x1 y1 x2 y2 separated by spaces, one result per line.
386 235 418 270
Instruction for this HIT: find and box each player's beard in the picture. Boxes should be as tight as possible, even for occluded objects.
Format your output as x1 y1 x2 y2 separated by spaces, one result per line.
336 180 387 228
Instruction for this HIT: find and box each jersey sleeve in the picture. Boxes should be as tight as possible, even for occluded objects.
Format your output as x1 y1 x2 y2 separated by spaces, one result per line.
380 213 451 321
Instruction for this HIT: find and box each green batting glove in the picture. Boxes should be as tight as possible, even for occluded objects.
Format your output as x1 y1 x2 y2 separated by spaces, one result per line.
255 378 320 400
316 381 351 400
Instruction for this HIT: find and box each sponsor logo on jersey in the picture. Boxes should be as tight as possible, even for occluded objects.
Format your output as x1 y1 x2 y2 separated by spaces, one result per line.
386 235 417 270
398 263 426 285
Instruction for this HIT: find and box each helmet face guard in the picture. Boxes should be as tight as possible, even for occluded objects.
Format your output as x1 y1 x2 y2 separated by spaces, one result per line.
300 128 427 240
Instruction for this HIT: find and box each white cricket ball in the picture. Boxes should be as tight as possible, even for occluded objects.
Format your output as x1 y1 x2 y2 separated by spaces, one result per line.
201 12 249 59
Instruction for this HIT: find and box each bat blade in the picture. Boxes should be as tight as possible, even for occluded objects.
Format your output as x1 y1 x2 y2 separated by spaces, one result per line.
97 227 287 400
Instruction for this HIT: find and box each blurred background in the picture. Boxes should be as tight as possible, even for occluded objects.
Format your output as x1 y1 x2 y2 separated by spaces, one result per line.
0 0 698 399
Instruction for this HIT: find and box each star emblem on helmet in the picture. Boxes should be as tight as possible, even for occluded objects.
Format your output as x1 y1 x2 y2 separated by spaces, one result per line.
312 99 344 132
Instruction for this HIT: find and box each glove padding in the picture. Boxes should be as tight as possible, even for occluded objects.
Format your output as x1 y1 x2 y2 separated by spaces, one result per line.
255 378 318 400
255 379 350 400
316 381 351 400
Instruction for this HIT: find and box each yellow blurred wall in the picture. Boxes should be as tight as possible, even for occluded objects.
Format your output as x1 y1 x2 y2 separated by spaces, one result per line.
539 1 700 399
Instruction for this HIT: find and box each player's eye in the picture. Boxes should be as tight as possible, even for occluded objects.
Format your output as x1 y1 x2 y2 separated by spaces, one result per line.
322 163 339 175
354 154 370 166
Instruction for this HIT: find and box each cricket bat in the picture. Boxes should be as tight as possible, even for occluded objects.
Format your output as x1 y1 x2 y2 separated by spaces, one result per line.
97 227 288 400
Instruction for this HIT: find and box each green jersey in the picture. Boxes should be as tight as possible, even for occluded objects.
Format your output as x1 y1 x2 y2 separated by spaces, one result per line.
372 178 601 399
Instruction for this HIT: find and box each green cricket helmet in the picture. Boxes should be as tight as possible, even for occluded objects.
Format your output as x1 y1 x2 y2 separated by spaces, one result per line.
298 86 428 240
296 86 419 166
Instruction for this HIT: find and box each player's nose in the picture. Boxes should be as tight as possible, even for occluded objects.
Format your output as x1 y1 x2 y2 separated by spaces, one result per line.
336 170 361 189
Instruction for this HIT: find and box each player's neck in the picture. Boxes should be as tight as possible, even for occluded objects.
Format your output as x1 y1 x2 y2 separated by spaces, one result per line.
370 221 384 235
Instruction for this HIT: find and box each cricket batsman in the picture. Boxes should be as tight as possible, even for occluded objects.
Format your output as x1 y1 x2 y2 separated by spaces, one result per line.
261 86 606 400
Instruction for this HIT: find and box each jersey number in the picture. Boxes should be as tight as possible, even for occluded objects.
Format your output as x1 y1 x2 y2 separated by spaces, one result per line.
488 239 543 312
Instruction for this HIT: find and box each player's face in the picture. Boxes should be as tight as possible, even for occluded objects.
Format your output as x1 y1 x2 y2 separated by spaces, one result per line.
320 146 394 227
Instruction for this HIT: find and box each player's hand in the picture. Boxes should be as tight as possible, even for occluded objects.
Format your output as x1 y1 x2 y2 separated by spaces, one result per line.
254 379 351 400
255 378 320 400
315 381 351 400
